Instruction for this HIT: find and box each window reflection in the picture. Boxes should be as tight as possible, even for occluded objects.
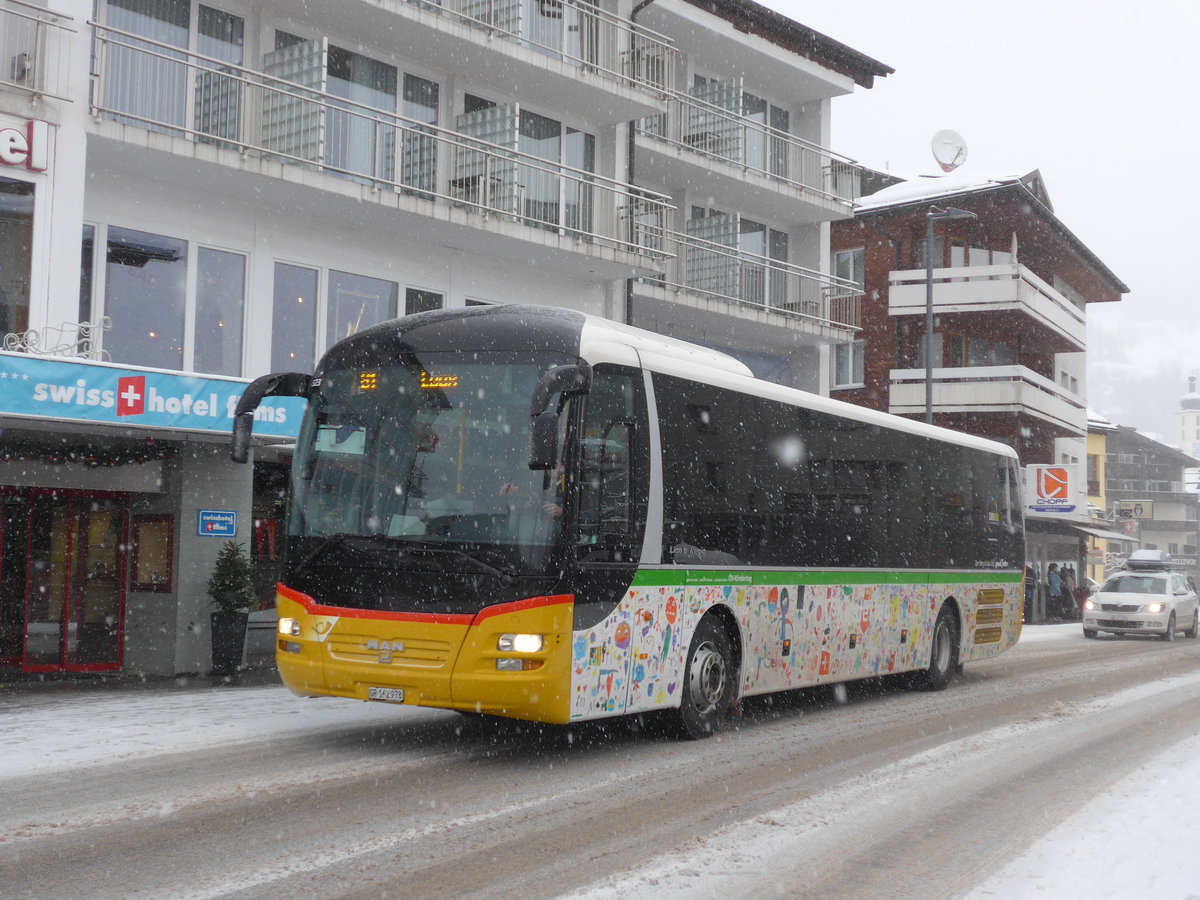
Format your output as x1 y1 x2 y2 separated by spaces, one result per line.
0 177 34 338
271 262 318 371
326 270 398 350
104 226 187 369
194 248 246 376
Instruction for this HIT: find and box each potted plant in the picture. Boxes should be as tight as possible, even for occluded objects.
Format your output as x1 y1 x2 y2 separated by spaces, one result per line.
207 540 255 677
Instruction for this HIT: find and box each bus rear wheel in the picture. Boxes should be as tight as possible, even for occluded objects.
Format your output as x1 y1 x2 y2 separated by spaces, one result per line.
676 616 734 740
915 605 959 691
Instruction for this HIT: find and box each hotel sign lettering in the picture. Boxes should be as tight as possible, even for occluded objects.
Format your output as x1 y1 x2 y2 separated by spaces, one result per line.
0 119 48 172
0 352 304 438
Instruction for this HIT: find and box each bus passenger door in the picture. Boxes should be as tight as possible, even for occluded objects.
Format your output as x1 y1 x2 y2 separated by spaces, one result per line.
569 366 650 712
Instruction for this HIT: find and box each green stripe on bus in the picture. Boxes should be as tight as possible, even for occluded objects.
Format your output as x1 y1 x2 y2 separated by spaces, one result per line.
630 569 1022 588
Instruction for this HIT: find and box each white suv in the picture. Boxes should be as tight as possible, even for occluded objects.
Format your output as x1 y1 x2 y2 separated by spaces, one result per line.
1083 551 1200 640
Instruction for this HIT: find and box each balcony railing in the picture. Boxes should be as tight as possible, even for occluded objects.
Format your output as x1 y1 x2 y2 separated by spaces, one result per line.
637 93 862 209
1 1 74 101
406 0 674 95
888 263 1087 349
889 364 1086 433
90 26 672 261
647 230 862 330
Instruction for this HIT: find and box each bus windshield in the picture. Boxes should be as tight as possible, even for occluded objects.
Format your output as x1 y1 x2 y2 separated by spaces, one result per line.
288 349 575 581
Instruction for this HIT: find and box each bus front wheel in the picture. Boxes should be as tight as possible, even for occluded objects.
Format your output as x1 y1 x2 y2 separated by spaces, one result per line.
915 605 959 691
676 616 734 740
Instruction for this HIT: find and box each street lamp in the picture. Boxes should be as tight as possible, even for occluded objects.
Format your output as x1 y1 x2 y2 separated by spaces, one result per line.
925 205 978 424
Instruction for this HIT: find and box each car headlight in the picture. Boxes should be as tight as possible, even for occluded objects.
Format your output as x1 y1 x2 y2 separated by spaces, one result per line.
1083 598 1097 611
497 633 543 653
1143 602 1166 614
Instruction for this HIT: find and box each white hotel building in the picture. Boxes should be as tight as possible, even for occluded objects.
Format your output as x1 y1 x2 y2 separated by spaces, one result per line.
0 0 888 676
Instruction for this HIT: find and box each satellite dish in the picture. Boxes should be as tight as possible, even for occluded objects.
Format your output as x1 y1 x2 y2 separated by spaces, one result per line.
931 130 968 173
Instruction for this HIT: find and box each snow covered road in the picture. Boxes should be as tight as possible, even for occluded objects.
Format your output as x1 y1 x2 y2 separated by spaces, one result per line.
2 624 1199 899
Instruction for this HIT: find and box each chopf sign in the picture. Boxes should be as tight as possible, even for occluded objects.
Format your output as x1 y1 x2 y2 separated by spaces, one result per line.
0 120 48 172
1026 465 1076 514
197 509 237 537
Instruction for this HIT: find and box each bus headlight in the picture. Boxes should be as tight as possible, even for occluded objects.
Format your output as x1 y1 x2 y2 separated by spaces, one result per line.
497 633 543 653
278 617 301 637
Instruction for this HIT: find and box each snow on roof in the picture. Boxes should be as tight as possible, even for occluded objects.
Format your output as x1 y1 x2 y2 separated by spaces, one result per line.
1088 408 1118 430
856 171 1026 212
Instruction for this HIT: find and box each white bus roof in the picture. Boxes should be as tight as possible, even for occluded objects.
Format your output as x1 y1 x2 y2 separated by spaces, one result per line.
577 312 1018 461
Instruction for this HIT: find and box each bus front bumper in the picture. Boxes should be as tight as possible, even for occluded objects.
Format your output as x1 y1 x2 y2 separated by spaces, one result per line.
274 587 574 724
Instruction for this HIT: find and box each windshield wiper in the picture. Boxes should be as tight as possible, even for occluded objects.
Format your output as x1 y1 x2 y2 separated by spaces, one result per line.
292 533 356 579
399 545 518 586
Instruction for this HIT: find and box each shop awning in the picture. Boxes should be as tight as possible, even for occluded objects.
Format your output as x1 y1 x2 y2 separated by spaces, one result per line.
1073 524 1139 543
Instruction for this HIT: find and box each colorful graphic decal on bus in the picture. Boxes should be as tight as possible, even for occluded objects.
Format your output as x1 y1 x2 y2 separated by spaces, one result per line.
569 573 1020 720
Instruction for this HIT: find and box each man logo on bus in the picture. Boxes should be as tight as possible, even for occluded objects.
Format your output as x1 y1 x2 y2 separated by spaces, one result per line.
1036 466 1070 500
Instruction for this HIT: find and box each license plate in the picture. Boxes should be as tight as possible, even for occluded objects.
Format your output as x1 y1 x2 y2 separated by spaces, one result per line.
367 687 405 703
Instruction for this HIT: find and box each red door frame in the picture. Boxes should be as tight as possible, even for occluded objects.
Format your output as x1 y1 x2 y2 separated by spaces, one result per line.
2 487 129 673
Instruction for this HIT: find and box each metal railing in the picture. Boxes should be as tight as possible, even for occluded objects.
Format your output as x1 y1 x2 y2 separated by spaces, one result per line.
411 0 675 95
650 230 862 330
3 317 111 360
1 1 74 101
90 26 673 260
889 364 1087 432
637 92 863 208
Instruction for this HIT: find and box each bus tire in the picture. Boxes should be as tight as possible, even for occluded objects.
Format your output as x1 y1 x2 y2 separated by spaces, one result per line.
676 616 734 740
915 605 959 691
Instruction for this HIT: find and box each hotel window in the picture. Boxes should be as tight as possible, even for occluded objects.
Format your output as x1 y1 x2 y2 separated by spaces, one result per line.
83 225 246 373
691 76 790 178
832 340 864 389
194 248 246 376
266 34 439 191
405 288 443 315
104 227 188 370
271 263 318 372
0 177 34 338
455 96 594 233
686 208 788 308
102 1 245 140
325 271 398 350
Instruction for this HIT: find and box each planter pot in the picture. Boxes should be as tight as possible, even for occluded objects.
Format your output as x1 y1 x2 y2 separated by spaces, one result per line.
210 611 249 676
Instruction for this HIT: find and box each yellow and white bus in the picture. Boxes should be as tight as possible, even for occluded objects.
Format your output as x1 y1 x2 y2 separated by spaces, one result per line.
232 305 1024 738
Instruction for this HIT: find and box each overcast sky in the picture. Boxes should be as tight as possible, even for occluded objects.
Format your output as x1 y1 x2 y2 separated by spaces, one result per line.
761 1 1200 443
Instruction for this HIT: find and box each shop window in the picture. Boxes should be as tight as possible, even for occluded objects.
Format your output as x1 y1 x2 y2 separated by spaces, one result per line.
194 247 246 376
326 270 399 350
131 515 174 592
0 177 34 338
104 227 188 369
271 263 318 371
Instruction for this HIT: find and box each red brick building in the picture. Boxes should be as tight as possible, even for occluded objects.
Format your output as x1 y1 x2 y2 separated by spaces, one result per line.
830 171 1129 613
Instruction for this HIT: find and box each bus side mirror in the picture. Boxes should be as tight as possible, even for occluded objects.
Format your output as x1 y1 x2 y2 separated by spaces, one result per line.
230 372 312 463
527 363 591 470
529 412 559 470
231 414 255 465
